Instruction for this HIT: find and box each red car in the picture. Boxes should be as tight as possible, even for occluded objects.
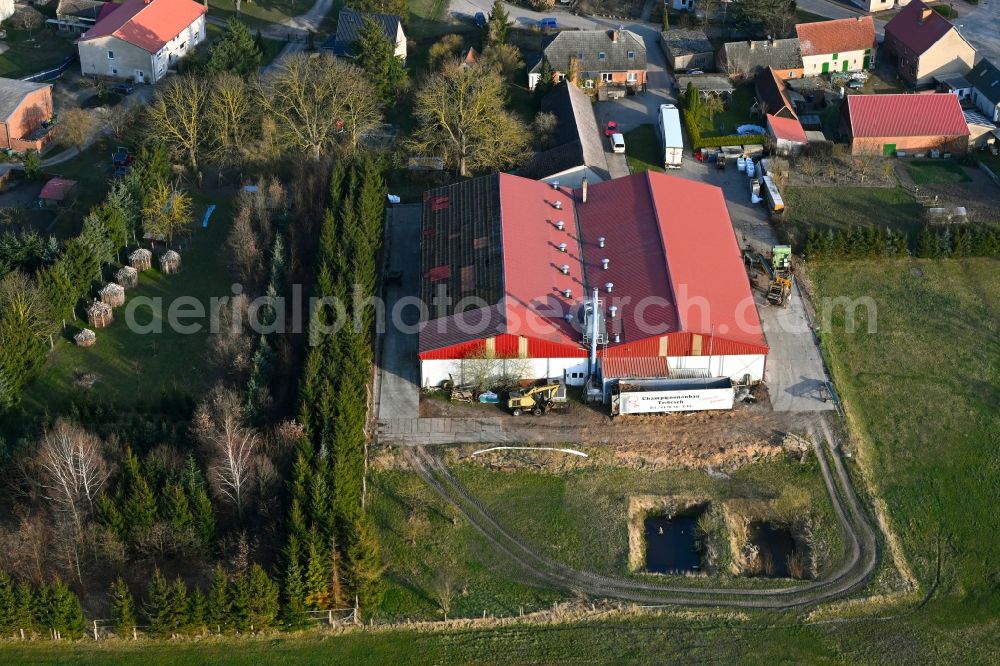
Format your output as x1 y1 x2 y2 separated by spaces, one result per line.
604 121 618 137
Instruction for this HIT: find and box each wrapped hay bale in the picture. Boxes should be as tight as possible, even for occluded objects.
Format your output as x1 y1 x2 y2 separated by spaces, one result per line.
159 250 181 275
116 265 138 289
73 328 97 347
99 282 125 308
87 300 113 329
129 248 152 271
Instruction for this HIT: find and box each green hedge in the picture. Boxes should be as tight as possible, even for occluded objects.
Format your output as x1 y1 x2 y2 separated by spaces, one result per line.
681 106 766 151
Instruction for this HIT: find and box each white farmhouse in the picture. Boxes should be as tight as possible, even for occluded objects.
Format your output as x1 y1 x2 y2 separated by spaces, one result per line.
77 0 207 84
796 17 877 77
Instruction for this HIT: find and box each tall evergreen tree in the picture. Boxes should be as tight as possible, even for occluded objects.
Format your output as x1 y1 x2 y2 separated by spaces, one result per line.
145 569 172 637
48 579 86 639
303 532 330 610
0 571 16 635
247 565 280 631
207 566 230 633
206 18 263 76
110 577 136 638
187 587 208 635
355 16 407 105
347 513 385 614
228 572 251 632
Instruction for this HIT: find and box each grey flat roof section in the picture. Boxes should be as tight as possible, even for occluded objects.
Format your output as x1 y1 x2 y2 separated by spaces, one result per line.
676 74 734 94
935 73 972 89
661 29 713 57
0 78 49 122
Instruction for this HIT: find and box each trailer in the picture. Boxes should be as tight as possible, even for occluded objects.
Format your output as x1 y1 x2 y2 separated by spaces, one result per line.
761 174 784 216
657 103 684 169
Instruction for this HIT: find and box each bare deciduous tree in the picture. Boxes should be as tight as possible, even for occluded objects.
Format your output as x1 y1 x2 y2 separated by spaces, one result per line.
36 420 108 534
194 386 261 520
409 63 530 177
205 72 256 169
257 53 382 159
145 75 210 172
58 108 96 151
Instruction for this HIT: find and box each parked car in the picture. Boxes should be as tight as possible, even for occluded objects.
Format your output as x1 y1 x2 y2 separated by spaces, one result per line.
847 79 864 90
112 83 134 95
539 17 558 29
610 133 626 154
686 69 705 75
604 120 618 137
474 11 487 27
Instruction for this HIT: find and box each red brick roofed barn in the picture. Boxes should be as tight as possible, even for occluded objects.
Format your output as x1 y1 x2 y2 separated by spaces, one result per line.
843 93 970 155
417 172 768 388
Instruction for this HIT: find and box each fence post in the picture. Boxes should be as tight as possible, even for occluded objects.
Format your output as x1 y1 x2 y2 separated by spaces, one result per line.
93 620 98 641
328 609 333 625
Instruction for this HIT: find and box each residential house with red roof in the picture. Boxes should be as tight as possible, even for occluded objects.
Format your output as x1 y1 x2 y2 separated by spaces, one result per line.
884 1 976 87
796 17 877 77
417 172 768 389
843 93 970 155
77 0 207 83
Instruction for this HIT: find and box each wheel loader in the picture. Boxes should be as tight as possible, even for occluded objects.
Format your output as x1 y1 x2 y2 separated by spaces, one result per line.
507 384 562 416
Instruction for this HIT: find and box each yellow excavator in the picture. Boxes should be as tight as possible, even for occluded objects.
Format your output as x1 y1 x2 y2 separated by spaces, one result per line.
507 384 562 416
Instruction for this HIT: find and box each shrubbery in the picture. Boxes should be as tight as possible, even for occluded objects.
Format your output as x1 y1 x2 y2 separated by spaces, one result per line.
805 224 1000 261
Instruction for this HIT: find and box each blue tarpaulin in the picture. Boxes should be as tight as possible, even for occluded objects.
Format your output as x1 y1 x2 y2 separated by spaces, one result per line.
202 204 217 228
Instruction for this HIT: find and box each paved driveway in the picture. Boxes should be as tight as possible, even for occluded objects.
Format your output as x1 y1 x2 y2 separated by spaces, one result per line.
376 204 422 421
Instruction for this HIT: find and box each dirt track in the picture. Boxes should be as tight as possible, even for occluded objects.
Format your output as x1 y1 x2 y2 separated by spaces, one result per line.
402 415 880 609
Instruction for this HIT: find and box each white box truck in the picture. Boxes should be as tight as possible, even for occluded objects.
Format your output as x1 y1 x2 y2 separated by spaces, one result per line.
657 103 683 169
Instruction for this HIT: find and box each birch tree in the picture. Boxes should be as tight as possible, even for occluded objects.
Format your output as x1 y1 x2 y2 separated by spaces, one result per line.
36 420 109 535
194 386 261 520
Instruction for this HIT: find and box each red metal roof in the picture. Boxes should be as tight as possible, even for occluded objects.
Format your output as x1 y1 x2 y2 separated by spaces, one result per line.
884 0 955 56
39 177 77 201
418 171 768 359
81 0 206 53
796 17 876 57
846 93 969 138
767 114 808 143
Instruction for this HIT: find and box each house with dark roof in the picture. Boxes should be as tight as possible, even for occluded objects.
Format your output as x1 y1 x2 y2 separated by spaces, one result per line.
755 67 797 120
50 0 106 33
417 171 768 389
0 78 54 153
660 29 714 73
843 93 970 155
796 17 876 77
322 8 406 61
519 81 609 188
718 38 802 81
884 0 976 87
967 58 1000 123
77 0 207 83
528 29 647 93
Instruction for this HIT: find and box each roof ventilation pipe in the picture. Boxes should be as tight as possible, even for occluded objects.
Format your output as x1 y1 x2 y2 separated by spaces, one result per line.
561 264 570 275
614 333 620 343
598 237 606 248
554 200 562 210
609 305 618 318
564 312 573 322
558 242 568 252
556 220 565 231
605 282 614 293
563 288 572 298
601 258 610 270
551 181 560 189
581 177 588 203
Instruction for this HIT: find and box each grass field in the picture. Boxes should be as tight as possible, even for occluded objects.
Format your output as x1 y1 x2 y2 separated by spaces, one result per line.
698 86 755 138
624 124 662 174
783 186 923 248
208 0 317 32
20 196 235 415
905 160 972 185
0 28 76 79
812 258 1000 606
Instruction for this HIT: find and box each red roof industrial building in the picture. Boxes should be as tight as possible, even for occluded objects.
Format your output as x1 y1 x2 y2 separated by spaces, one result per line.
417 172 768 388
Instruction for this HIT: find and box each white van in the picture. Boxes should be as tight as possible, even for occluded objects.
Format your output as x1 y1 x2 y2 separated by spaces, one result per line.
610 133 626 154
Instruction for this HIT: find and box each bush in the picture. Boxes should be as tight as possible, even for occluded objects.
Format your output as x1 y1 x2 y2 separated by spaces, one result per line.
805 224 1000 261
932 4 958 18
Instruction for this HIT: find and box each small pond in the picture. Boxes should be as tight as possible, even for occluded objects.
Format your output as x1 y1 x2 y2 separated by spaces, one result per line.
644 514 701 574
748 522 806 579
